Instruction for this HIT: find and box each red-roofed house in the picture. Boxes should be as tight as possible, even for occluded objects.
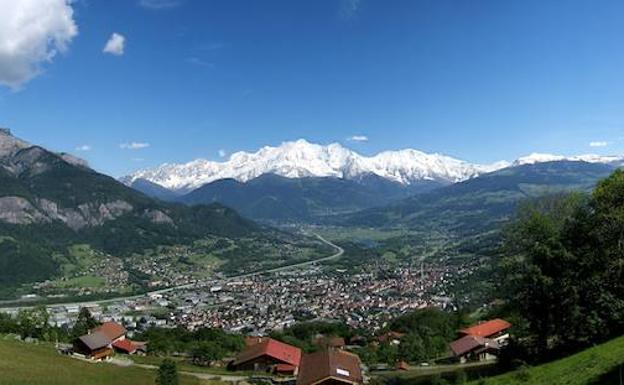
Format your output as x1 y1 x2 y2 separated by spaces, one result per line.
459 319 511 340
112 339 147 355
449 319 512 363
230 338 302 374
93 322 127 343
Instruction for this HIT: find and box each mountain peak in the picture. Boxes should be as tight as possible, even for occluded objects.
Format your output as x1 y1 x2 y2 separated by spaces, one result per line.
123 140 508 192
0 128 31 158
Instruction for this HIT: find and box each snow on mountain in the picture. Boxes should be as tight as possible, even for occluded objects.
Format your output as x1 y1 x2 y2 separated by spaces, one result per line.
514 152 624 167
122 139 509 193
122 139 624 193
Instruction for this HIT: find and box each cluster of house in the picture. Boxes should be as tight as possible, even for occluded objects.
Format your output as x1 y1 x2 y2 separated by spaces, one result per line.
72 321 147 361
448 318 511 363
230 337 364 385
167 261 470 334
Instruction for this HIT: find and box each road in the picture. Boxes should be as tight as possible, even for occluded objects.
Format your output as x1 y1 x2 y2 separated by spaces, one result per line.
1 233 343 311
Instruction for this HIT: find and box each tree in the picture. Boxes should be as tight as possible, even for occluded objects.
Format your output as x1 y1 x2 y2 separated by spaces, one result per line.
17 306 49 339
191 341 225 365
498 170 624 360
156 359 179 385
72 307 99 338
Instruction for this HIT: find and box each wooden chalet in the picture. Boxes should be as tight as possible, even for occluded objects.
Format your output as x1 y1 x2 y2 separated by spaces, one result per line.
230 338 302 375
73 331 113 360
297 349 363 385
73 321 145 360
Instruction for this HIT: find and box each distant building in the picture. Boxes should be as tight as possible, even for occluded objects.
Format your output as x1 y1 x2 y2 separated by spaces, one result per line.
297 349 363 385
449 318 511 363
231 338 301 375
458 319 511 342
377 331 405 345
313 335 346 350
449 335 500 363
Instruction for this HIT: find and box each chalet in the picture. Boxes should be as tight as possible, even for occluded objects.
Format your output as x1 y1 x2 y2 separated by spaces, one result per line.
230 338 302 375
449 335 500 363
73 331 113 361
449 319 511 363
297 349 363 385
73 321 145 360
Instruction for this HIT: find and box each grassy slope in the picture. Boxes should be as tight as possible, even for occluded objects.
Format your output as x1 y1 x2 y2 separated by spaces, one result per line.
0 338 206 385
470 335 624 385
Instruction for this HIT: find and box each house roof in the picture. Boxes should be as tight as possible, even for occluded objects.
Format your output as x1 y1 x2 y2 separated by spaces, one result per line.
112 339 136 353
460 319 511 338
78 331 111 351
449 335 500 357
297 349 363 385
93 322 126 341
234 338 301 367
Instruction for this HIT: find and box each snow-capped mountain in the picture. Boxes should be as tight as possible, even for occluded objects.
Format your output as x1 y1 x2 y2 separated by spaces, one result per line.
121 139 624 193
514 152 624 167
121 139 510 193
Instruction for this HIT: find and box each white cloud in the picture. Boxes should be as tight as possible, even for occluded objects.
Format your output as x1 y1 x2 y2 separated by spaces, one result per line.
120 142 150 150
348 135 369 142
0 0 78 89
139 0 183 9
218 149 227 158
75 144 92 151
340 0 361 20
186 57 214 67
589 141 609 147
103 33 125 56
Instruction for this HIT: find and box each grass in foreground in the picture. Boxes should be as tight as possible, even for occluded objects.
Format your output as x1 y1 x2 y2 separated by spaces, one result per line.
469 335 624 385
0 337 208 385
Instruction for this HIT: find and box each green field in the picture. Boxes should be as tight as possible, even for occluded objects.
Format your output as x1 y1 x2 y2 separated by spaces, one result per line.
0 337 210 385
469 335 624 385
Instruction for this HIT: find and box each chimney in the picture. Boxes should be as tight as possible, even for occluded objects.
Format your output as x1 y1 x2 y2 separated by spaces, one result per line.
0 128 11 136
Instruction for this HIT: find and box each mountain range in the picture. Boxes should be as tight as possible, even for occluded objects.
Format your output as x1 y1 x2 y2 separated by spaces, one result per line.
121 139 511 193
121 139 623 223
340 160 616 235
0 129 621 291
0 129 319 289
122 139 624 194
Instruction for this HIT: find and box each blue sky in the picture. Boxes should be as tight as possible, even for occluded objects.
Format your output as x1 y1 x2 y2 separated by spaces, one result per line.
0 0 623 177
